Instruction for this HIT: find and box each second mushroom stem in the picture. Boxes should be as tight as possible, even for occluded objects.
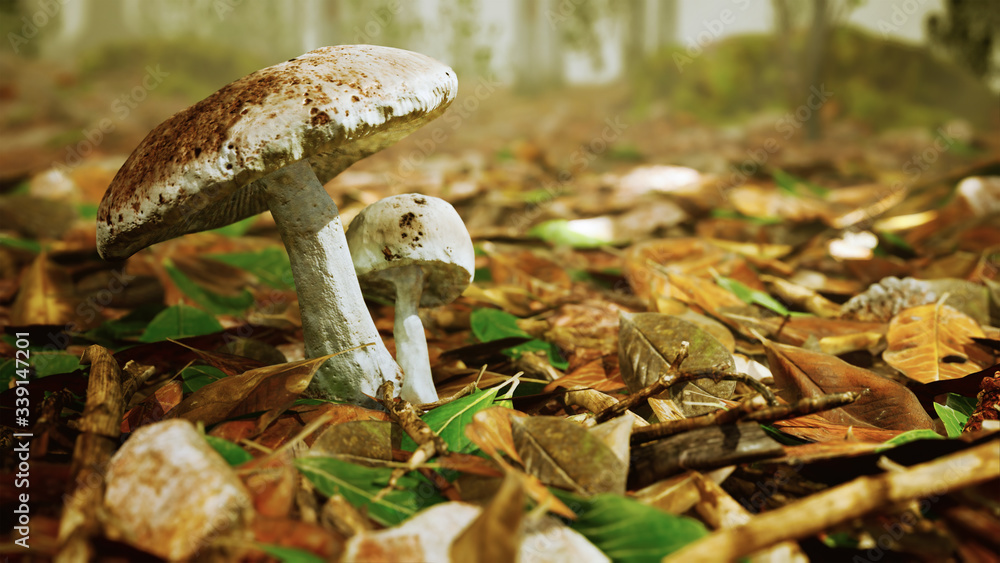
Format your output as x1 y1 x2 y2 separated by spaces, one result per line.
391 264 439 404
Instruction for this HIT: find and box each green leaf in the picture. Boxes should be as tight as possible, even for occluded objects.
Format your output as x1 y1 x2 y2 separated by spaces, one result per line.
709 209 783 225
85 303 165 342
401 386 504 454
470 309 568 370
0 234 41 253
140 304 223 343
876 231 914 253
714 275 792 317
945 393 977 418
77 203 100 220
528 219 609 249
933 402 969 438
876 429 944 452
564 493 709 562
210 247 295 290
295 457 445 526
164 261 255 315
772 168 829 198
32 352 83 377
256 544 327 563
204 435 253 466
209 215 257 237
181 365 227 393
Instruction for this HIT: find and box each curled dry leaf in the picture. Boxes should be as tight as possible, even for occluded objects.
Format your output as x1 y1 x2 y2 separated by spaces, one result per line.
883 303 992 383
170 354 333 430
764 340 933 435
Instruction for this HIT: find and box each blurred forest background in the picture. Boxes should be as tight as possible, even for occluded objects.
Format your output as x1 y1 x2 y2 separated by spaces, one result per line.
1 0 998 190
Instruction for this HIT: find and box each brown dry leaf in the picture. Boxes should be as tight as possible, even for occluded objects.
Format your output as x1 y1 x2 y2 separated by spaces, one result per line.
465 408 576 519
240 450 298 518
726 314 886 348
618 312 736 416
121 380 183 433
544 356 626 393
729 184 835 223
451 472 525 563
772 414 904 444
512 416 627 496
310 420 396 463
487 249 573 303
764 340 933 432
623 238 733 304
10 252 78 327
883 303 992 383
167 339 268 377
466 406 527 463
170 354 332 429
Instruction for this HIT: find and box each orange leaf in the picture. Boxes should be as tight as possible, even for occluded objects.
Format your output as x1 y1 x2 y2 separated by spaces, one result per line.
884 303 992 383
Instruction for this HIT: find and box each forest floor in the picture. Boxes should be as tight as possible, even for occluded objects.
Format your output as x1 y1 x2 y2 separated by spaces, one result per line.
1 56 1000 562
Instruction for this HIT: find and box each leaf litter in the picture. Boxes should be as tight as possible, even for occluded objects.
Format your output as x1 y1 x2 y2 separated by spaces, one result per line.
1 74 999 563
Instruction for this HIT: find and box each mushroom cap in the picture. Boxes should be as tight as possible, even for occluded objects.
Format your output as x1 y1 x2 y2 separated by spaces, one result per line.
347 194 474 307
97 45 457 260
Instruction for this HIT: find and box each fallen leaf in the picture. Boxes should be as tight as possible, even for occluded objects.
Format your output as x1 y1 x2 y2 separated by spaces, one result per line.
618 312 736 416
883 303 992 383
512 416 627 496
170 354 332 429
764 340 934 432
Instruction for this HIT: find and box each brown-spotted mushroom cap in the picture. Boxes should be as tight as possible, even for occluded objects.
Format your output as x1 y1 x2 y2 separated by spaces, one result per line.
347 194 475 305
346 194 474 404
97 44 457 260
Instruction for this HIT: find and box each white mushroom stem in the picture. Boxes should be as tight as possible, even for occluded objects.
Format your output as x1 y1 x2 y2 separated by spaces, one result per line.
261 159 402 405
388 264 439 404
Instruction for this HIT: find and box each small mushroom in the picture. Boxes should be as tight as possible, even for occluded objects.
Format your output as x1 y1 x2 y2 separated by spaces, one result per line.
346 194 475 403
96 46 457 406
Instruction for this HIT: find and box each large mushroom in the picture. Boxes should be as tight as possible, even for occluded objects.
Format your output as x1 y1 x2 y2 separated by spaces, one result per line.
96 45 457 406
346 194 475 404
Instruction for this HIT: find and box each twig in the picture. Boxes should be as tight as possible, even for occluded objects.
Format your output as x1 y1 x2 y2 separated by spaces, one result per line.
664 439 1000 561
374 381 449 502
596 342 690 422
57 346 125 563
631 391 858 445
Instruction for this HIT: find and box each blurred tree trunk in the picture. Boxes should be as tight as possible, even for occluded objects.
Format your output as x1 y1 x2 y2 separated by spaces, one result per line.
624 0 645 77
773 0 798 108
802 0 831 140
514 0 563 94
655 0 678 47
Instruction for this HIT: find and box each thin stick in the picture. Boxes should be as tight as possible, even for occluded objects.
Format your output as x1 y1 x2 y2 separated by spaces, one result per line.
631 391 859 445
664 439 1000 562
